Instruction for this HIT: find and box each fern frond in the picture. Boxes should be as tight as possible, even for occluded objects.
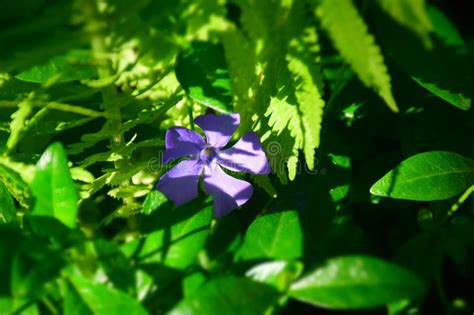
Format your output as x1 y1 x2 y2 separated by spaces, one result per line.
375 0 432 48
315 0 399 112
264 2 326 180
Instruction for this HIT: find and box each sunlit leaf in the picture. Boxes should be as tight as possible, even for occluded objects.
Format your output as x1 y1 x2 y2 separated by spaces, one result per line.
371 151 474 201
15 50 97 83
238 209 303 260
170 277 279 315
70 276 148 315
376 6 471 110
30 142 78 228
175 41 233 113
289 256 427 309
0 181 16 223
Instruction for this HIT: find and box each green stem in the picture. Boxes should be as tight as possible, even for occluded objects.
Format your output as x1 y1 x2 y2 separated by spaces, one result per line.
324 64 348 116
186 97 195 130
435 273 451 314
0 100 103 117
87 0 129 176
441 184 474 225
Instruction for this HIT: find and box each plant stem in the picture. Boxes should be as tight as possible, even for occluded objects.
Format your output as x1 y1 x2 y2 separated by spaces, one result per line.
87 1 129 175
186 96 195 130
0 100 103 117
441 185 474 225
324 64 348 117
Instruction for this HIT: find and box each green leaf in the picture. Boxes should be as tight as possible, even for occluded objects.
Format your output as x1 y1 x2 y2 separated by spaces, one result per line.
264 5 326 182
375 0 432 47
246 260 303 292
11 241 65 298
0 181 16 223
370 151 474 201
238 209 303 260
315 0 398 112
137 201 213 269
175 41 233 113
63 281 93 315
142 190 168 215
15 50 97 83
0 162 31 209
30 142 78 228
94 239 135 294
69 276 148 315
289 256 426 309
169 277 279 315
375 6 471 110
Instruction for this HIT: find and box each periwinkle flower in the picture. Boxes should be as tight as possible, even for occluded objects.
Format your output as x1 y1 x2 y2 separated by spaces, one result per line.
156 113 270 218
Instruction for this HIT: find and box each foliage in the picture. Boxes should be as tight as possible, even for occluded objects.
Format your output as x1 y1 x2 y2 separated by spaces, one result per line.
0 0 473 314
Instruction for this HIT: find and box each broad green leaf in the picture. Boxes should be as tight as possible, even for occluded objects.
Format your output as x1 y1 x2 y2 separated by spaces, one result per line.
63 281 93 315
289 256 426 309
246 260 303 292
0 224 24 296
375 0 432 47
183 271 207 298
238 209 303 260
137 201 213 269
142 190 168 215
94 239 135 293
11 241 65 298
169 277 279 315
30 142 78 228
0 297 39 315
175 41 233 113
16 50 97 83
69 276 148 315
375 6 471 110
315 0 399 112
0 181 16 223
370 151 474 201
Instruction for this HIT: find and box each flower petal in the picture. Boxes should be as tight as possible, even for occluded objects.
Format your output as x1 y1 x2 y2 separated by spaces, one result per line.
163 127 205 163
194 113 240 148
156 159 203 205
203 163 253 218
217 132 270 174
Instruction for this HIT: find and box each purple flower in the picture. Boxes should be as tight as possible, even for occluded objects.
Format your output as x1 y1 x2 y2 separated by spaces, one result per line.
156 113 270 218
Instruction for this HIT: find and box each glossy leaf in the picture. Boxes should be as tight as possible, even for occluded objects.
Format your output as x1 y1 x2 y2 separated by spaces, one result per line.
289 256 426 309
142 190 168 215
376 6 471 110
370 151 474 201
175 41 233 113
170 277 279 315
246 260 303 292
30 142 78 228
69 276 148 315
16 50 97 83
238 209 303 260
0 181 16 223
138 202 213 269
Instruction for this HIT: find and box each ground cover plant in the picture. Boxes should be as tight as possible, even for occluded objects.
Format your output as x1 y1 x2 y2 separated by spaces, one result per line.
0 0 473 314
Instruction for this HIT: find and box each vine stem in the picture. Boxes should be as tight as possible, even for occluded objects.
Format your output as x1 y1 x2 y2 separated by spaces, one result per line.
440 184 474 225
86 1 128 175
0 100 103 117
86 0 135 222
